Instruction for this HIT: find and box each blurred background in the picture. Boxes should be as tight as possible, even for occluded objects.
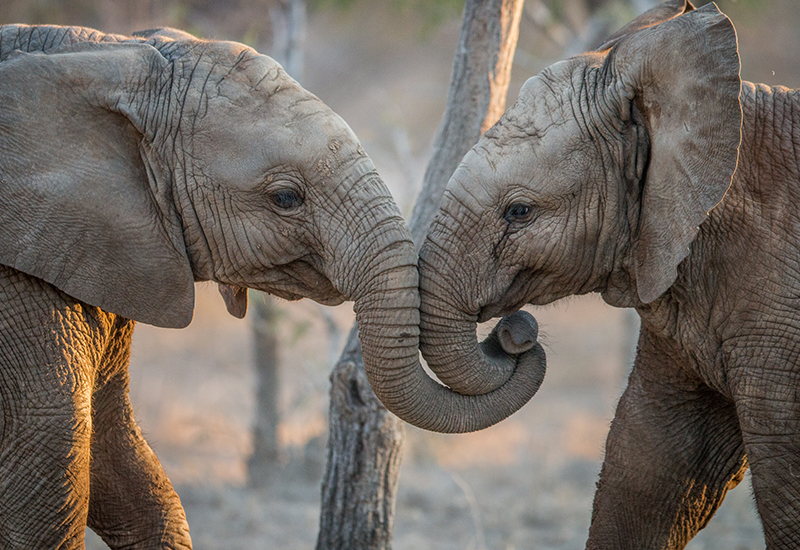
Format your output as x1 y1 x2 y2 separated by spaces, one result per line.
2 1 795 548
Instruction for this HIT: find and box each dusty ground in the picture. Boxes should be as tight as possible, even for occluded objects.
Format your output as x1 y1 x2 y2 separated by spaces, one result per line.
85 286 764 550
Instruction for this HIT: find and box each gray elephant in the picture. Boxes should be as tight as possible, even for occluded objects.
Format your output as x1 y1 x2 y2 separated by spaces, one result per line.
418 1 800 548
0 24 545 549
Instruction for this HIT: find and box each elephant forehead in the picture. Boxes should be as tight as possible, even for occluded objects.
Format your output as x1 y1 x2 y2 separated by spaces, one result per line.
197 102 366 189
451 124 599 215
444 156 514 218
192 49 364 157
511 63 580 128
189 56 370 188
202 44 283 94
266 109 367 182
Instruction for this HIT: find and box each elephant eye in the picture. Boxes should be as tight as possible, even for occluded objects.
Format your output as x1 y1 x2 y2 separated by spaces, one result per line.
504 202 533 223
271 189 303 209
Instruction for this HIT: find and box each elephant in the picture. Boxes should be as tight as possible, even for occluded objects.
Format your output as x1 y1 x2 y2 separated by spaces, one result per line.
417 0 800 547
0 24 545 549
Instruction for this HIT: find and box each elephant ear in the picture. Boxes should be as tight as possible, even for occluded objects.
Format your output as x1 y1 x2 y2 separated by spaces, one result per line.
132 27 196 41
597 0 694 51
605 3 742 303
0 44 196 328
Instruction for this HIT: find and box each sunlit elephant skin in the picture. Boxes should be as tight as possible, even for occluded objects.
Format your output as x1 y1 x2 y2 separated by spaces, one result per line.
418 1 800 548
0 24 546 549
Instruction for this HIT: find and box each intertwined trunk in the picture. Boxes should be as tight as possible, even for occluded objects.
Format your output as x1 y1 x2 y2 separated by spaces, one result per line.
317 1 526 547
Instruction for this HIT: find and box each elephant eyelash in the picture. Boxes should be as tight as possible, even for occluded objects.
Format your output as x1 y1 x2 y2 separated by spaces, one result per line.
270 189 304 209
503 202 535 224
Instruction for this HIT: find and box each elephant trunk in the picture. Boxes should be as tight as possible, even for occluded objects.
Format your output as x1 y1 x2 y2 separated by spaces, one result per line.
344 199 545 433
416 234 547 405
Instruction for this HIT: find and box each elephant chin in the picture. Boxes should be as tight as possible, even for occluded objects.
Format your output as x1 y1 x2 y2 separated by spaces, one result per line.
249 259 347 306
478 302 526 323
477 269 539 323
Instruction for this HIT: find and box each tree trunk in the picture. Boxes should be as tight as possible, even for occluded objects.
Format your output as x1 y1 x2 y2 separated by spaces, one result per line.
317 1 525 548
408 0 525 245
316 326 405 550
269 0 307 81
247 293 282 487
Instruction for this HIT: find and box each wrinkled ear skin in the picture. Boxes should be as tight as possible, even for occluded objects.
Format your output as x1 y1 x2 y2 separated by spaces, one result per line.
604 3 742 303
0 44 196 328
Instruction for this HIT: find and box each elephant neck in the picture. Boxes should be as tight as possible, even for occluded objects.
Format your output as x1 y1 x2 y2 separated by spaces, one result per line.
734 81 800 206
630 82 800 369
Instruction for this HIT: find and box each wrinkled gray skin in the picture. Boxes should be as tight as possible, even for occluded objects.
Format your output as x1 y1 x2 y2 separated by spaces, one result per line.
0 25 544 550
419 1 800 548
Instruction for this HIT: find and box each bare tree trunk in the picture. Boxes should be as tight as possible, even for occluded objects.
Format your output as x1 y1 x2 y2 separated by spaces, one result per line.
408 0 525 245
317 1 525 548
269 0 307 81
316 326 405 550
248 0 307 489
247 293 283 487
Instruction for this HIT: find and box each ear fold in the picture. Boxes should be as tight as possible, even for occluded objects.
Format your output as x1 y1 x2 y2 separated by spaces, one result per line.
0 44 196 328
604 3 742 303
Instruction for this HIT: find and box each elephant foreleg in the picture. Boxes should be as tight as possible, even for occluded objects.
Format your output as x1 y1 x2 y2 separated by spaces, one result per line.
733 355 800 549
0 381 93 550
0 273 95 549
587 333 747 550
87 323 192 550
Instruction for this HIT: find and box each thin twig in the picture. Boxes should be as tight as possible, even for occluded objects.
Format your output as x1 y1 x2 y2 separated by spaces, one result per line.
449 471 487 550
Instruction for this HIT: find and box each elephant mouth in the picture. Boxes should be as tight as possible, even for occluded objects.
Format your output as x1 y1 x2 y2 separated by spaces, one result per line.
477 300 527 323
253 258 346 306
477 269 536 322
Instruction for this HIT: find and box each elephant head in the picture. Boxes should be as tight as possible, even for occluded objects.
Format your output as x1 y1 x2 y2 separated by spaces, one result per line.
0 25 543 433
418 1 741 392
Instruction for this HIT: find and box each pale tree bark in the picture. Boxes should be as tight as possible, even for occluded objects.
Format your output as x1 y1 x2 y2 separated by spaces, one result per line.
407 0 525 245
247 294 282 486
269 0 307 81
247 0 307 489
525 0 660 55
316 1 525 548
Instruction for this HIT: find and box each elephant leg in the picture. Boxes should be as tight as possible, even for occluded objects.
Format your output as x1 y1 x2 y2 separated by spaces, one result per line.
734 359 800 549
0 374 93 549
87 320 192 549
0 275 95 549
586 334 747 550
